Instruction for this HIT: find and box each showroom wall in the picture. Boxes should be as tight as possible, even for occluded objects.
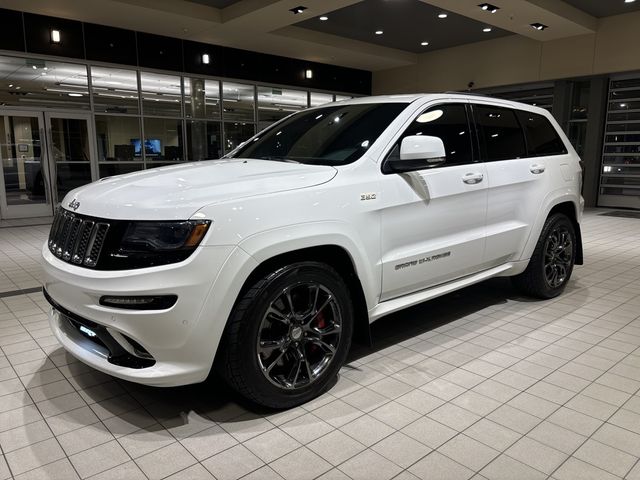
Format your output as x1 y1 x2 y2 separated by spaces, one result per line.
372 11 640 94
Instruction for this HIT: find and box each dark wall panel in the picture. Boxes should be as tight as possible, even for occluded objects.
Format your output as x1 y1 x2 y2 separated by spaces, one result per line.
84 23 137 66
183 40 225 77
137 32 182 72
5 8 371 94
24 13 84 59
0 9 25 52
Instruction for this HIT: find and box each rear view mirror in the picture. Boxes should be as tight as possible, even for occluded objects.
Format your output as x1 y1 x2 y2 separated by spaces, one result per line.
386 135 446 173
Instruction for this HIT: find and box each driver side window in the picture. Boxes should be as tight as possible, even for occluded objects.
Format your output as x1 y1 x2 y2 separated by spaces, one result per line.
387 103 475 168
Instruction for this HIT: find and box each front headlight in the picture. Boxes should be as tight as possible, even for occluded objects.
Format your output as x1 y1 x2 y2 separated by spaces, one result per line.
103 220 211 269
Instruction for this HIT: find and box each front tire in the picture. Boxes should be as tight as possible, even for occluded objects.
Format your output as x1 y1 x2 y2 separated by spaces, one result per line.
217 262 353 409
512 213 577 299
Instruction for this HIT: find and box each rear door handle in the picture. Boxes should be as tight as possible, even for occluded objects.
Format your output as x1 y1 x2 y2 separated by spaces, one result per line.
462 172 484 185
530 164 546 174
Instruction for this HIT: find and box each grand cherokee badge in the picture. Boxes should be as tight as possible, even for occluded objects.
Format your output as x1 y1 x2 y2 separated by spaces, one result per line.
68 199 80 211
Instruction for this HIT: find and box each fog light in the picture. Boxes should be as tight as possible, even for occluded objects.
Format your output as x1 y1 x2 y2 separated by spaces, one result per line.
79 325 97 337
99 295 177 310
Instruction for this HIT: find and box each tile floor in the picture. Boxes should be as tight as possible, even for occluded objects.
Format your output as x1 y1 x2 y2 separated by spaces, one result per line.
0 209 640 480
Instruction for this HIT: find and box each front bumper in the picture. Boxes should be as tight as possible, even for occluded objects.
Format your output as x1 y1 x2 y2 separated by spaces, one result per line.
43 243 252 386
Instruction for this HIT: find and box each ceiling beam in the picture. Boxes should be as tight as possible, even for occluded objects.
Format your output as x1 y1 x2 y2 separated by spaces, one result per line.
421 0 597 41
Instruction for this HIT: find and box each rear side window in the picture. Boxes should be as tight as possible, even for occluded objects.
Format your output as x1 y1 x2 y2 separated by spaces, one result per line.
516 110 568 157
474 105 527 161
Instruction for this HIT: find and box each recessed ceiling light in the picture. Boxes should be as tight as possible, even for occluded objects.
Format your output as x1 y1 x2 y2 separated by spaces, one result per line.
479 3 500 13
530 22 548 30
202 53 210 64
438 12 448 18
421 41 429 46
375 30 383 35
289 5 307 14
319 15 328 21
483 27 493 32
625 0 636 3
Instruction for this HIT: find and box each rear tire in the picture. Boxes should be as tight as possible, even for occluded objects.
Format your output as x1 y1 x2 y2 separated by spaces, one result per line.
217 262 353 409
512 213 577 299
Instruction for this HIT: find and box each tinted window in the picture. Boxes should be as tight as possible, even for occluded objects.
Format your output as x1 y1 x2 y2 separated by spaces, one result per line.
228 103 406 166
516 110 568 157
387 103 474 167
475 105 526 161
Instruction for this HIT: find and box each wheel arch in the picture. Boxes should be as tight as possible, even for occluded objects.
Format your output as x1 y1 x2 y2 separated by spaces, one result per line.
548 201 583 265
233 244 372 347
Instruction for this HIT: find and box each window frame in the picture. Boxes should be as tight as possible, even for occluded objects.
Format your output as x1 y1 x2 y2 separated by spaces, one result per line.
515 109 568 158
470 103 528 163
470 103 568 162
381 101 479 175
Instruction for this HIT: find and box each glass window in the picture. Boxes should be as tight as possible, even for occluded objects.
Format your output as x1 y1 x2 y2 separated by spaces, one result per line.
310 92 333 107
224 122 255 154
222 82 255 122
187 120 222 161
143 118 184 163
258 87 308 131
184 78 220 119
91 66 139 115
140 72 182 117
95 115 143 177
229 103 406 166
389 104 474 167
0 56 89 110
475 105 526 161
515 111 567 157
0 114 45 205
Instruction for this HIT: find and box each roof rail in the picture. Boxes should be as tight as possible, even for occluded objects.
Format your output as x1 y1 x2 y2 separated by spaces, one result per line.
443 90 494 98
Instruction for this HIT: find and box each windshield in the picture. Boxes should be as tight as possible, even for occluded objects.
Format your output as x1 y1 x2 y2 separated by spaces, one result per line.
227 102 407 166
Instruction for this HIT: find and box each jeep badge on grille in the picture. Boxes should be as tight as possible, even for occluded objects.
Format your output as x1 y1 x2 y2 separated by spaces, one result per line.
68 199 80 211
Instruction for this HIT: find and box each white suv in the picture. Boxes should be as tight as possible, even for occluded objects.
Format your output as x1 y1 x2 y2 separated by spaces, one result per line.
42 94 584 408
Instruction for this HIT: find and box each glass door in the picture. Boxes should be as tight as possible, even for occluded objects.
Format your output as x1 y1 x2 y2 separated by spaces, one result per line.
0 110 97 219
0 111 52 218
44 112 96 205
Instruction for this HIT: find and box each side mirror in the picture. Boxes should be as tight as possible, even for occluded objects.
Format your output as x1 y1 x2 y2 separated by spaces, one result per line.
387 135 446 173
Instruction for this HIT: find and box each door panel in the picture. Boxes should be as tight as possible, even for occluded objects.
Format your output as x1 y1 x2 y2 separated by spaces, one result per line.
379 102 488 301
380 164 488 301
474 104 567 265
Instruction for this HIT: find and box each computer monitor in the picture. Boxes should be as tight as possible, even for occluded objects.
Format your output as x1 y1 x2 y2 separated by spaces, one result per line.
131 138 161 156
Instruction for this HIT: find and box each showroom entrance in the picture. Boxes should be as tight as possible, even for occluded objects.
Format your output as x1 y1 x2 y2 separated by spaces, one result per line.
0 110 95 219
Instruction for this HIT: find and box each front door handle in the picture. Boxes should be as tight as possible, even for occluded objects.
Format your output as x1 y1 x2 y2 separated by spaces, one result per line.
530 164 546 174
462 172 484 185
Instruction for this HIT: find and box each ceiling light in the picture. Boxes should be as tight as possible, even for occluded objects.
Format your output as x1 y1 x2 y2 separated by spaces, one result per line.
319 15 328 21
438 12 448 18
50 29 61 44
483 27 493 32
421 41 429 46
479 3 499 13
625 0 636 3
8 84 12 88
202 53 210 65
68 93 83 97
375 30 383 35
530 22 548 30
305 69 313 79
290 6 307 14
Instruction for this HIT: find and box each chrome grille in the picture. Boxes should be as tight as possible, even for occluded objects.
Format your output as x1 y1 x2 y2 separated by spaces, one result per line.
48 209 110 268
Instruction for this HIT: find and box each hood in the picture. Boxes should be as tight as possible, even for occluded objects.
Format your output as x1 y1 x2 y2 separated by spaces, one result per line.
62 159 337 220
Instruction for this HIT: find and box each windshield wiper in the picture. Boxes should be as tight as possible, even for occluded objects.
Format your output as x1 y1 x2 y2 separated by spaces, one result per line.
256 156 301 164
